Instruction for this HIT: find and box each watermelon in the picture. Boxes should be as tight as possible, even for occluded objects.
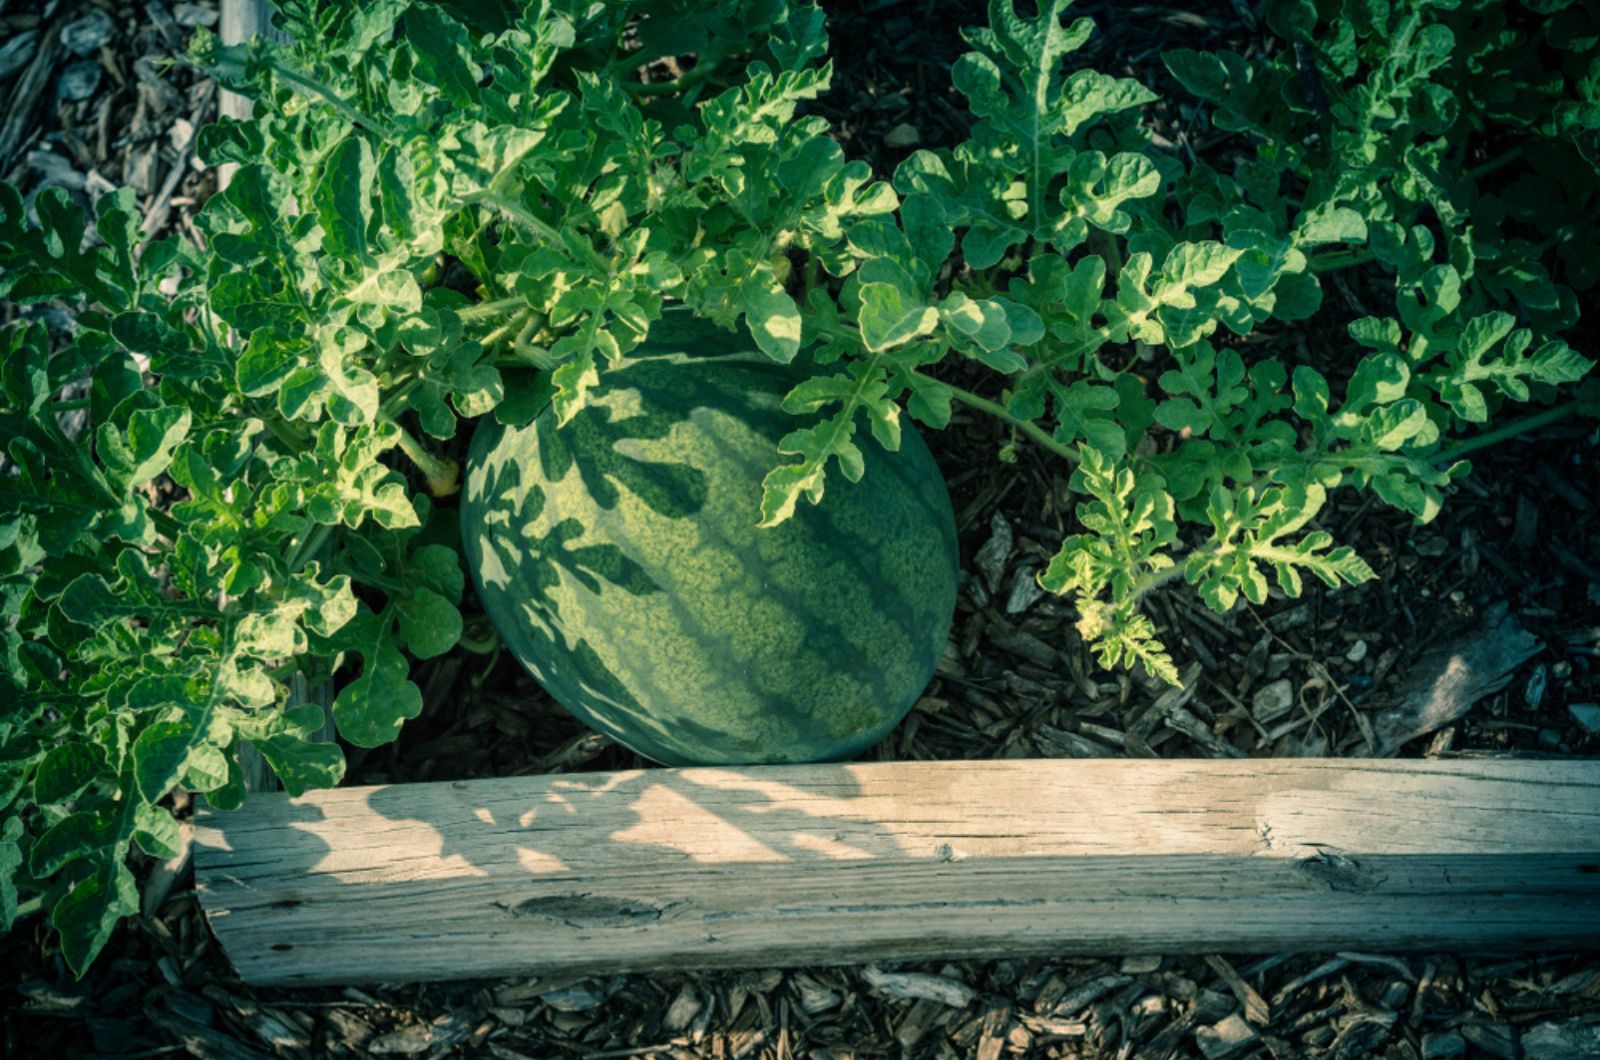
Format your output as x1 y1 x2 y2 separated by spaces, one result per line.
460 315 959 765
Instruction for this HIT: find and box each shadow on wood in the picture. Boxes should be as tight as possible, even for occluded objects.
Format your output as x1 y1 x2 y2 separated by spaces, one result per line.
193 759 1600 985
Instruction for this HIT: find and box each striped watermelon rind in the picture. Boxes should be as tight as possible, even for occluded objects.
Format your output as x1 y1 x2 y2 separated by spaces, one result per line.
460 317 959 765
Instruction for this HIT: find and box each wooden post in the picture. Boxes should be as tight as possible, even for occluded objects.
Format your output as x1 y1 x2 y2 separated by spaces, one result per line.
193 758 1600 986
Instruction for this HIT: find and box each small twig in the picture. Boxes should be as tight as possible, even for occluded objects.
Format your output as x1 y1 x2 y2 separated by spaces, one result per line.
140 82 218 250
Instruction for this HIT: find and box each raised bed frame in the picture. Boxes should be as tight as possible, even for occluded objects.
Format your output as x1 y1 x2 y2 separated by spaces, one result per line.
194 758 1600 985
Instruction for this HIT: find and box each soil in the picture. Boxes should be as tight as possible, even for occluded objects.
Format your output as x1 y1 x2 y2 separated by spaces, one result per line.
3 1 1598 1058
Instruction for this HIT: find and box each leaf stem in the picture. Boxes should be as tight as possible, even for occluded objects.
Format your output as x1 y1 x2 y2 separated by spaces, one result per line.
260 409 312 451
620 47 727 97
1432 401 1580 464
269 61 402 142
286 521 335 574
1308 249 1375 273
1016 331 1109 385
480 307 532 349
1465 144 1524 182
462 191 612 273
457 297 529 322
389 420 460 497
1136 561 1189 600
933 376 1082 464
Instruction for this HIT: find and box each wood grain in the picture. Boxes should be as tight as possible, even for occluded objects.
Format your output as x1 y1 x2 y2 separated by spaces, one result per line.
194 759 1600 985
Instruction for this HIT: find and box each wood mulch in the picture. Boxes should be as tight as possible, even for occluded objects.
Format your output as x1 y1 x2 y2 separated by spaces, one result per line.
3 2 1598 1058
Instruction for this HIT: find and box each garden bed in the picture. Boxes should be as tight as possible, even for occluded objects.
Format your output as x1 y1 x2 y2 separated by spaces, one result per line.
3 0 1599 1057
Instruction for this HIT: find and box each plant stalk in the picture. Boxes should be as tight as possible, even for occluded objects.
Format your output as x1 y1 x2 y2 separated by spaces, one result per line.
457 297 530 322
285 521 335 574
389 420 460 497
1308 249 1375 273
1432 401 1580 464
933 377 1082 464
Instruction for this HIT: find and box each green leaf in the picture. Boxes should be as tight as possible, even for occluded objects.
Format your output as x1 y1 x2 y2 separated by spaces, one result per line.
30 811 115 878
331 607 423 747
33 743 104 804
396 587 463 659
0 818 20 933
53 858 138 978
314 136 378 266
404 6 481 105
132 708 230 804
1161 241 1243 291
243 704 346 796
132 803 184 860
1296 204 1367 246
742 284 802 363
1186 484 1375 611
857 284 937 351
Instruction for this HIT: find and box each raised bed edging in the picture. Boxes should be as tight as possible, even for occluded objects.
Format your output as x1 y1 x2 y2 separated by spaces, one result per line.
194 758 1600 986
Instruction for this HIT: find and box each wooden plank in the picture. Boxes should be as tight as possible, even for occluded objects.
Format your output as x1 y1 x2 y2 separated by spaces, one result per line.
193 759 1600 986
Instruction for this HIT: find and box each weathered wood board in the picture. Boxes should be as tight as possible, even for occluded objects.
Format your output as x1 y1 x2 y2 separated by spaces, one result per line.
194 759 1600 985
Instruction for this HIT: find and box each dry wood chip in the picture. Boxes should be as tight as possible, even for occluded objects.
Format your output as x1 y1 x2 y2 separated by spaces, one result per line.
17 979 91 1013
1048 974 1132 1016
1128 663 1201 738
1193 988 1235 1024
882 122 920 148
1569 702 1600 734
1251 678 1295 723
1457 1022 1518 1059
1421 1030 1466 1059
1021 1014 1088 1038
540 978 626 1012
0 29 37 79
1367 602 1540 755
1267 603 1312 632
985 625 1059 668
1202 955 1270 1025
174 2 221 27
61 9 116 55
486 1044 542 1060
367 1022 441 1056
1033 723 1115 758
861 966 976 1008
972 514 1013 594
59 60 102 102
237 1005 311 1051
663 983 703 1030
974 1003 1010 1060
1194 1012 1257 1059
789 974 840 1016
1005 566 1045 613
1521 1021 1600 1059
143 1005 275 1060
1334 951 1415 981
1163 704 1244 757
893 997 944 1049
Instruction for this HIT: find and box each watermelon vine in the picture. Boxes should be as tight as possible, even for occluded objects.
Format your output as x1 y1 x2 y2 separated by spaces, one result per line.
2 0 1598 973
